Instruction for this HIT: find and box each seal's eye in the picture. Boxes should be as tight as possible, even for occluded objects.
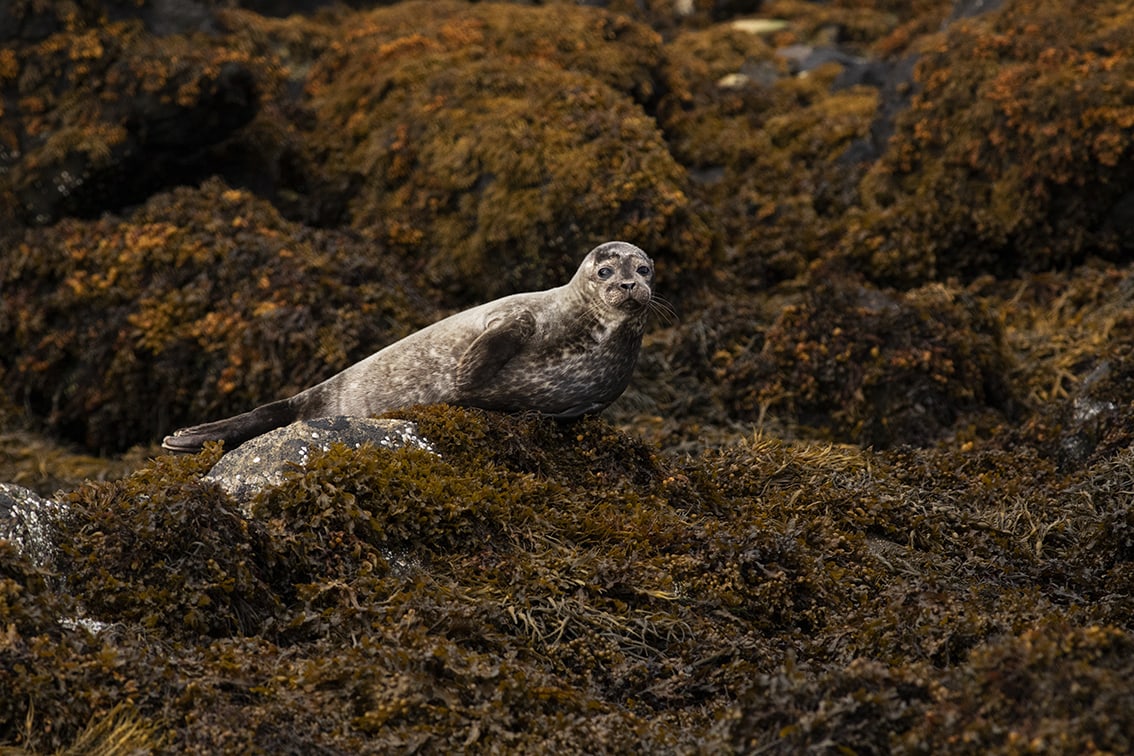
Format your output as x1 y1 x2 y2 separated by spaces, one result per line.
597 267 614 279
636 265 651 277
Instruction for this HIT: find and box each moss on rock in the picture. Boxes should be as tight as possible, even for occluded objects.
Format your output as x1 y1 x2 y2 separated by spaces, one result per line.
1 179 430 452
842 0 1134 284
302 0 712 302
712 275 1014 447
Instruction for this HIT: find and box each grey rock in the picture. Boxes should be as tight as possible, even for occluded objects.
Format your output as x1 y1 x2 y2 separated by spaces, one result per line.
0 483 63 568
949 0 1006 22
204 416 436 507
777 44 865 77
836 54 919 166
1056 362 1122 469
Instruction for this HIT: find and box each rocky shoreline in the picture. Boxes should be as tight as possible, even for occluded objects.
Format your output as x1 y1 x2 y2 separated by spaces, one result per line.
2 0 1133 752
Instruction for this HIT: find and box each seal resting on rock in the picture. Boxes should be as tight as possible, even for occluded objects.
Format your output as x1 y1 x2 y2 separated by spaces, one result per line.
162 241 655 453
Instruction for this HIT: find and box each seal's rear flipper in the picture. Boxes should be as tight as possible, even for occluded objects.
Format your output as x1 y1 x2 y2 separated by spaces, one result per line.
161 397 299 454
161 430 216 454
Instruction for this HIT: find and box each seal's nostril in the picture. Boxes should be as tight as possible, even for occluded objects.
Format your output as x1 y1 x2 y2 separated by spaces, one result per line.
620 282 636 291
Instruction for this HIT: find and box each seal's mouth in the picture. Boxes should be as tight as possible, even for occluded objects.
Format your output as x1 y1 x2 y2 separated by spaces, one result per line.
617 298 647 312
601 283 651 313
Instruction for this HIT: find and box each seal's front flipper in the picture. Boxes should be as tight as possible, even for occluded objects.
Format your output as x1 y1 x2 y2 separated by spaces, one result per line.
456 310 536 390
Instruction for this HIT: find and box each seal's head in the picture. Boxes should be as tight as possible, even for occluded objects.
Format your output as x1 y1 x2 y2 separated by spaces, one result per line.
573 241 654 317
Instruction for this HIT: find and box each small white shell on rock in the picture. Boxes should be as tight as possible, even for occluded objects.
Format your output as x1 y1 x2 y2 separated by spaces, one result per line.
731 18 790 35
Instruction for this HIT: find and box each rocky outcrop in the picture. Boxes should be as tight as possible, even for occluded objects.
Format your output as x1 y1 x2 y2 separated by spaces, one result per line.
3 0 1134 752
203 416 435 503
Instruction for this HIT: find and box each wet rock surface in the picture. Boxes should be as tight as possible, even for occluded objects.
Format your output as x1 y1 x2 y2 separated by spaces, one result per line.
0 483 60 569
3 0 1134 752
203 416 435 504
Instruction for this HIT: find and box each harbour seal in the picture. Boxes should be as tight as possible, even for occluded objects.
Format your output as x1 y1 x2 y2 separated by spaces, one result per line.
162 241 655 453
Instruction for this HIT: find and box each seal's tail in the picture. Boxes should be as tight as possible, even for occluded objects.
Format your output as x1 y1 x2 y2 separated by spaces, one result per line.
162 397 299 454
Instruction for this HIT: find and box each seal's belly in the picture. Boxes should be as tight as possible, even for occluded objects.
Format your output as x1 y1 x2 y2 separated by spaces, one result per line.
467 341 636 415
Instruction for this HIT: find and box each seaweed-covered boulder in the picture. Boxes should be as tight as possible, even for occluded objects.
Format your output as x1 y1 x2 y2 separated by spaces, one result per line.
0 0 376 239
300 0 712 302
54 448 282 638
0 18 270 226
0 0 293 42
0 179 432 452
1061 448 1134 628
203 416 435 504
656 17 880 287
536 0 770 33
715 276 1014 447
0 0 145 43
903 622 1134 752
986 262 1134 470
727 658 935 754
1043 358 1131 470
5 403 1134 750
842 0 1134 284
7 0 1134 750
0 424 149 496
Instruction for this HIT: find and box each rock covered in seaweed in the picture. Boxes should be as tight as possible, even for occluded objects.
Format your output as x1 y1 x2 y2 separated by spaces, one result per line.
203 416 436 504
652 275 1015 449
1 180 431 452
978 262 1134 472
3 406 1132 752
0 15 270 226
298 0 713 302
842 0 1134 284
3 0 1134 751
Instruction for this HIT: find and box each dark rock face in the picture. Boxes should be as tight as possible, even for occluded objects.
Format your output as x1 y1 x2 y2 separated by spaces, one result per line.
835 54 919 166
